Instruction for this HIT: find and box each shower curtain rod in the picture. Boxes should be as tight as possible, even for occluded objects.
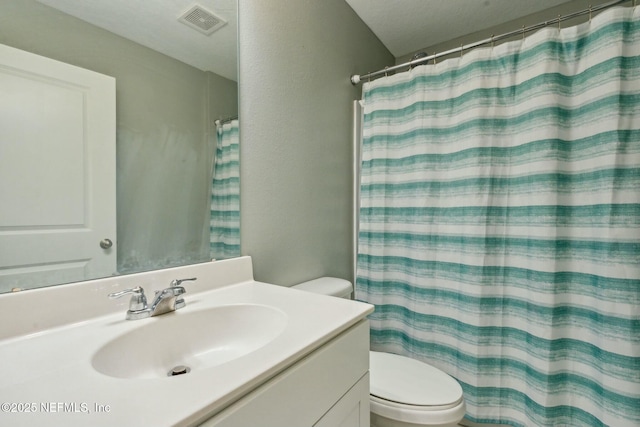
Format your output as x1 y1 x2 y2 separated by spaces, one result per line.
350 0 631 85
214 115 238 126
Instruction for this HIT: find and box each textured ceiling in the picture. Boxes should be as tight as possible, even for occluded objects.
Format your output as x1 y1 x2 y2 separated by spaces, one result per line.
37 0 237 81
345 0 576 57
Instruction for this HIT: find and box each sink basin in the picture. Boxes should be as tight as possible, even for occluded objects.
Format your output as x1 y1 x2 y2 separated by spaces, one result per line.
91 304 288 379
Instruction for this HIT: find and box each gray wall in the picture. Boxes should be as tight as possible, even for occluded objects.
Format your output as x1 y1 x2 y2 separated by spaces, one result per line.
239 0 393 286
0 0 238 277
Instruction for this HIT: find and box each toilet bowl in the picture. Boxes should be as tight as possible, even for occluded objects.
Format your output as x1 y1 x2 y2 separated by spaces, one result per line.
291 277 466 427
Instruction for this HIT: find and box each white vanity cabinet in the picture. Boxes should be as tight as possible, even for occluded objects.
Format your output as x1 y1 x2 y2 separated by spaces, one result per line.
199 320 370 427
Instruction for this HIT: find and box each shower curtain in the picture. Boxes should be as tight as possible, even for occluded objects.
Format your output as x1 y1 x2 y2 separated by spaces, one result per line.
356 6 640 427
210 119 240 259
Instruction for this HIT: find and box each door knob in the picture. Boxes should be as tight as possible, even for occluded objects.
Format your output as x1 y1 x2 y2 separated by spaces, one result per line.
100 238 113 249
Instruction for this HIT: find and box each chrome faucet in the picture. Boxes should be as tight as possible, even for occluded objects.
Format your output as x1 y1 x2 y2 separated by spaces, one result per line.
108 277 196 320
148 285 186 317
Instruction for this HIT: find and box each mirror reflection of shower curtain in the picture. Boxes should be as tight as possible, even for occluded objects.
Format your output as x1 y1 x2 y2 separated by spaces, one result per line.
210 119 240 259
356 6 640 427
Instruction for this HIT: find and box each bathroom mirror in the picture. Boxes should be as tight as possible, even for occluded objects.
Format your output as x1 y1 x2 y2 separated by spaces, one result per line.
0 0 238 293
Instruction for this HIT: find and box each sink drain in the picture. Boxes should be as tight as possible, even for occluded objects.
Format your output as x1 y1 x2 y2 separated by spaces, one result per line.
168 365 191 376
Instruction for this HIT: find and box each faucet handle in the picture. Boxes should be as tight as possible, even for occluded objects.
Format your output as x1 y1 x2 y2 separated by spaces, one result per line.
171 277 196 310
170 277 197 287
108 286 148 312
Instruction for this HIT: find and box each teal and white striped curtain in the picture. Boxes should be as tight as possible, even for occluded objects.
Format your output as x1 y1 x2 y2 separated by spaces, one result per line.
210 119 240 259
356 6 640 427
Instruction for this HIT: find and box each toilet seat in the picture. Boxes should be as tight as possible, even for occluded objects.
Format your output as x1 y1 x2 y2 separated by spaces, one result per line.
369 351 466 425
370 395 466 425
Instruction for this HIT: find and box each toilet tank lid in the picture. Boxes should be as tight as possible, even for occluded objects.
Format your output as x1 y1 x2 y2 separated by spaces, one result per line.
292 277 353 298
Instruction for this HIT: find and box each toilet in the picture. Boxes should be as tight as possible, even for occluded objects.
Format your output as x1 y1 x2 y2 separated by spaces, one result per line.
291 277 466 427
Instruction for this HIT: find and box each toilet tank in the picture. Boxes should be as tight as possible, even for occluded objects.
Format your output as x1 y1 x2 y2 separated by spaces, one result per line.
291 277 353 299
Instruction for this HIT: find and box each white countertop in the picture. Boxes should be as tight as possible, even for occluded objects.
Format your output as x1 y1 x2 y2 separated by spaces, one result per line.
0 262 373 427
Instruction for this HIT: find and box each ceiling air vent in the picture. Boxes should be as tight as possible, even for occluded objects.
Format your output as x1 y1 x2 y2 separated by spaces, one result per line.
178 4 227 36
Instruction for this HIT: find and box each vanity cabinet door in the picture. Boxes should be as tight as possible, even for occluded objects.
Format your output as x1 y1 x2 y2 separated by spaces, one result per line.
198 320 369 427
313 373 369 427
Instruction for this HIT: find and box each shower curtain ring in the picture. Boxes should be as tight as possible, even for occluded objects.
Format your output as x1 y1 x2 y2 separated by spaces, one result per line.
491 34 495 48
460 44 464 57
384 66 389 77
558 15 562 30
433 52 437 65
522 25 526 40
589 5 592 22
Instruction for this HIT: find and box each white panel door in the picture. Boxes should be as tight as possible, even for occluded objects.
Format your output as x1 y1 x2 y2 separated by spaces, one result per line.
0 43 116 292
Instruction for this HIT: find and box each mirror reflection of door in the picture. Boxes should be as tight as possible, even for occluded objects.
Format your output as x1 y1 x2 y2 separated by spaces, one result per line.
0 44 116 292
